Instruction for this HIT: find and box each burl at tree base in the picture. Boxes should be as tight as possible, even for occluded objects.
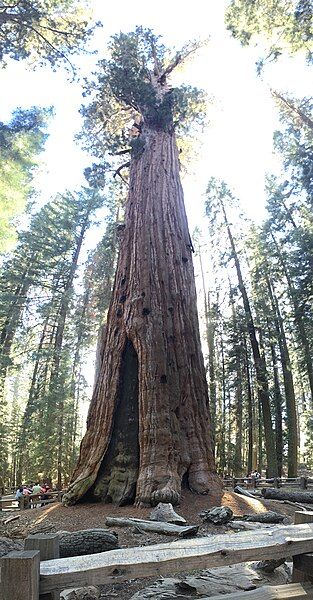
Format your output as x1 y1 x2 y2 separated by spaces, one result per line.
63 29 221 507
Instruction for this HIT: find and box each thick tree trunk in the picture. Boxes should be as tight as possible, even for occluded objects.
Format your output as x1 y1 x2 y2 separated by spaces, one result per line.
64 127 219 507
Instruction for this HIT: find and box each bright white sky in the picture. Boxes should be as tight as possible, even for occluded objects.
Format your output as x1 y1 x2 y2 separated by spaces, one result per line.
0 0 311 236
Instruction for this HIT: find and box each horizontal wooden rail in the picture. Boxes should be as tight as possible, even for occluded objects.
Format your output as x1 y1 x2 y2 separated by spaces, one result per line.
0 491 64 511
223 476 313 491
39 523 313 594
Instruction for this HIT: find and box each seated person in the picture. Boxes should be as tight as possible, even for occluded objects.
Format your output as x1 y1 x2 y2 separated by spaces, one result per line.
40 483 52 506
15 486 24 500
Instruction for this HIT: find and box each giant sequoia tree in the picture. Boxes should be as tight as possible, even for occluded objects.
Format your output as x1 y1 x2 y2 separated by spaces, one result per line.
63 28 219 507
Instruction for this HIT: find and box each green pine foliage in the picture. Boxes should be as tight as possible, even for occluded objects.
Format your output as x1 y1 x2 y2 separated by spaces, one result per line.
0 0 99 69
0 107 51 253
0 186 112 486
225 0 313 70
80 27 207 175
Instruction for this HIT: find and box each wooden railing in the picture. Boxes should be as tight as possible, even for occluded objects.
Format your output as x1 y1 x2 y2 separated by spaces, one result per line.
0 491 64 511
1 512 313 599
223 476 313 490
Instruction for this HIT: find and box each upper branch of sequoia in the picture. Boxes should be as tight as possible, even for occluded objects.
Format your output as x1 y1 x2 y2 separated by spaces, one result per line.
79 27 208 179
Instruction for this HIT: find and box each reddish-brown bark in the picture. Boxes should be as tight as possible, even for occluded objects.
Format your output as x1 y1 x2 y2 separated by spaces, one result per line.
63 126 219 507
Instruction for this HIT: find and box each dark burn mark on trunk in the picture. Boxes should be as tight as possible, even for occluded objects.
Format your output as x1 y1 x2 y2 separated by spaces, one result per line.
89 339 139 506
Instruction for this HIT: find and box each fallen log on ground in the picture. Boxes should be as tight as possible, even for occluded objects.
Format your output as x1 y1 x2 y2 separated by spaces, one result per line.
39 523 313 594
59 529 119 558
3 515 20 525
105 517 198 537
262 488 313 504
228 521 275 531
233 511 284 524
263 498 313 511
233 486 259 498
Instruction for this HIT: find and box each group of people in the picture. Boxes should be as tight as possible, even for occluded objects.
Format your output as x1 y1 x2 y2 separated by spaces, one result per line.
15 482 52 507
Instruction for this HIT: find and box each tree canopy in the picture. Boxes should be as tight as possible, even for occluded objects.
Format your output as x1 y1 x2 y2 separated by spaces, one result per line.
225 0 313 71
0 0 98 69
80 27 207 179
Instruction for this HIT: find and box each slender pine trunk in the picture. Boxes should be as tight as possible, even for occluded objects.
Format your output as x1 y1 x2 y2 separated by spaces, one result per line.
267 277 298 476
270 231 313 405
243 333 253 475
219 199 278 476
269 338 284 476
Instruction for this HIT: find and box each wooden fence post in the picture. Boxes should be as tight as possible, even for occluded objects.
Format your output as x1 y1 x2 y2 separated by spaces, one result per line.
300 476 308 490
0 550 40 600
292 510 313 583
25 534 60 600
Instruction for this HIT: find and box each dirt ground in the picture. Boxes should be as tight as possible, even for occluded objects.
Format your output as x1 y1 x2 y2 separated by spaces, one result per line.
0 488 298 599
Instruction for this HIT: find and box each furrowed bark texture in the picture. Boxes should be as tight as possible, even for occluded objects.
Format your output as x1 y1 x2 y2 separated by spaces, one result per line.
64 128 218 507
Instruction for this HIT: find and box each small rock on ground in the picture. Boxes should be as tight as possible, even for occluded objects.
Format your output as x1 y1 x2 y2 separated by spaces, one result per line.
0 536 23 557
200 506 233 524
61 586 100 599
